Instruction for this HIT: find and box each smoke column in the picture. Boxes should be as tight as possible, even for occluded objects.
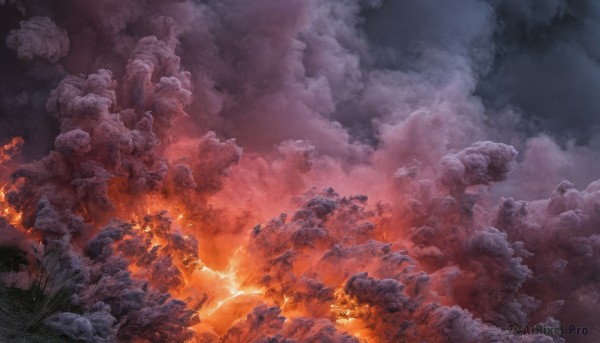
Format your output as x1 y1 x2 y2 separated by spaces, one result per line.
1 0 600 342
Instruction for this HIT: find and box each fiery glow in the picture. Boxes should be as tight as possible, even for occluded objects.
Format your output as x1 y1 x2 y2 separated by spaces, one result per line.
0 137 23 165
197 269 262 318
0 186 22 228
187 249 264 336
0 137 378 341
330 288 372 340
0 138 24 228
331 288 366 324
3 2 600 342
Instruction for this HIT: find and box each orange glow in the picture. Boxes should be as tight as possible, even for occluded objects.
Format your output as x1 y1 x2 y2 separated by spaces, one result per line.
189 248 264 335
330 288 373 341
0 186 22 228
0 138 24 228
126 209 266 338
120 194 383 341
0 137 23 165
0 137 380 342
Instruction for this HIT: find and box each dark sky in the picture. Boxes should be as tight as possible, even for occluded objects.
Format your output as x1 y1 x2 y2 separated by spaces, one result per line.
361 0 600 144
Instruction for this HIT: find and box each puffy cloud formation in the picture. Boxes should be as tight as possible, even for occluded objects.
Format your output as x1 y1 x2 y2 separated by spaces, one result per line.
54 129 92 155
440 141 518 192
1 0 600 342
44 302 116 343
6 16 69 62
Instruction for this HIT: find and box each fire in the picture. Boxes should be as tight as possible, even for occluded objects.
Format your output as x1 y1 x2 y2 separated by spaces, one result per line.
0 137 377 341
0 136 388 342
4 2 599 340
0 137 23 165
0 186 22 228
0 138 24 228
124 205 267 338
108 184 275 338
330 288 372 340
197 270 263 318
195 250 262 316
180 250 262 337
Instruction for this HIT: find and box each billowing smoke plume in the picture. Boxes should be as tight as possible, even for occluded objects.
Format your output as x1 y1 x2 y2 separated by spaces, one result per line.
0 0 599 342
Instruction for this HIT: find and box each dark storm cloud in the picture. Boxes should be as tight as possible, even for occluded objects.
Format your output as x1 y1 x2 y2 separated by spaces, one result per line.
361 0 600 143
480 1 600 140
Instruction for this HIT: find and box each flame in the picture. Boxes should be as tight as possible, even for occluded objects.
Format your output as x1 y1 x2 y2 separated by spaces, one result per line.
0 186 22 228
127 207 266 337
126 196 377 341
0 138 24 228
199 251 263 313
0 137 374 341
330 287 372 341
110 188 269 338
191 248 264 335
0 137 23 165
